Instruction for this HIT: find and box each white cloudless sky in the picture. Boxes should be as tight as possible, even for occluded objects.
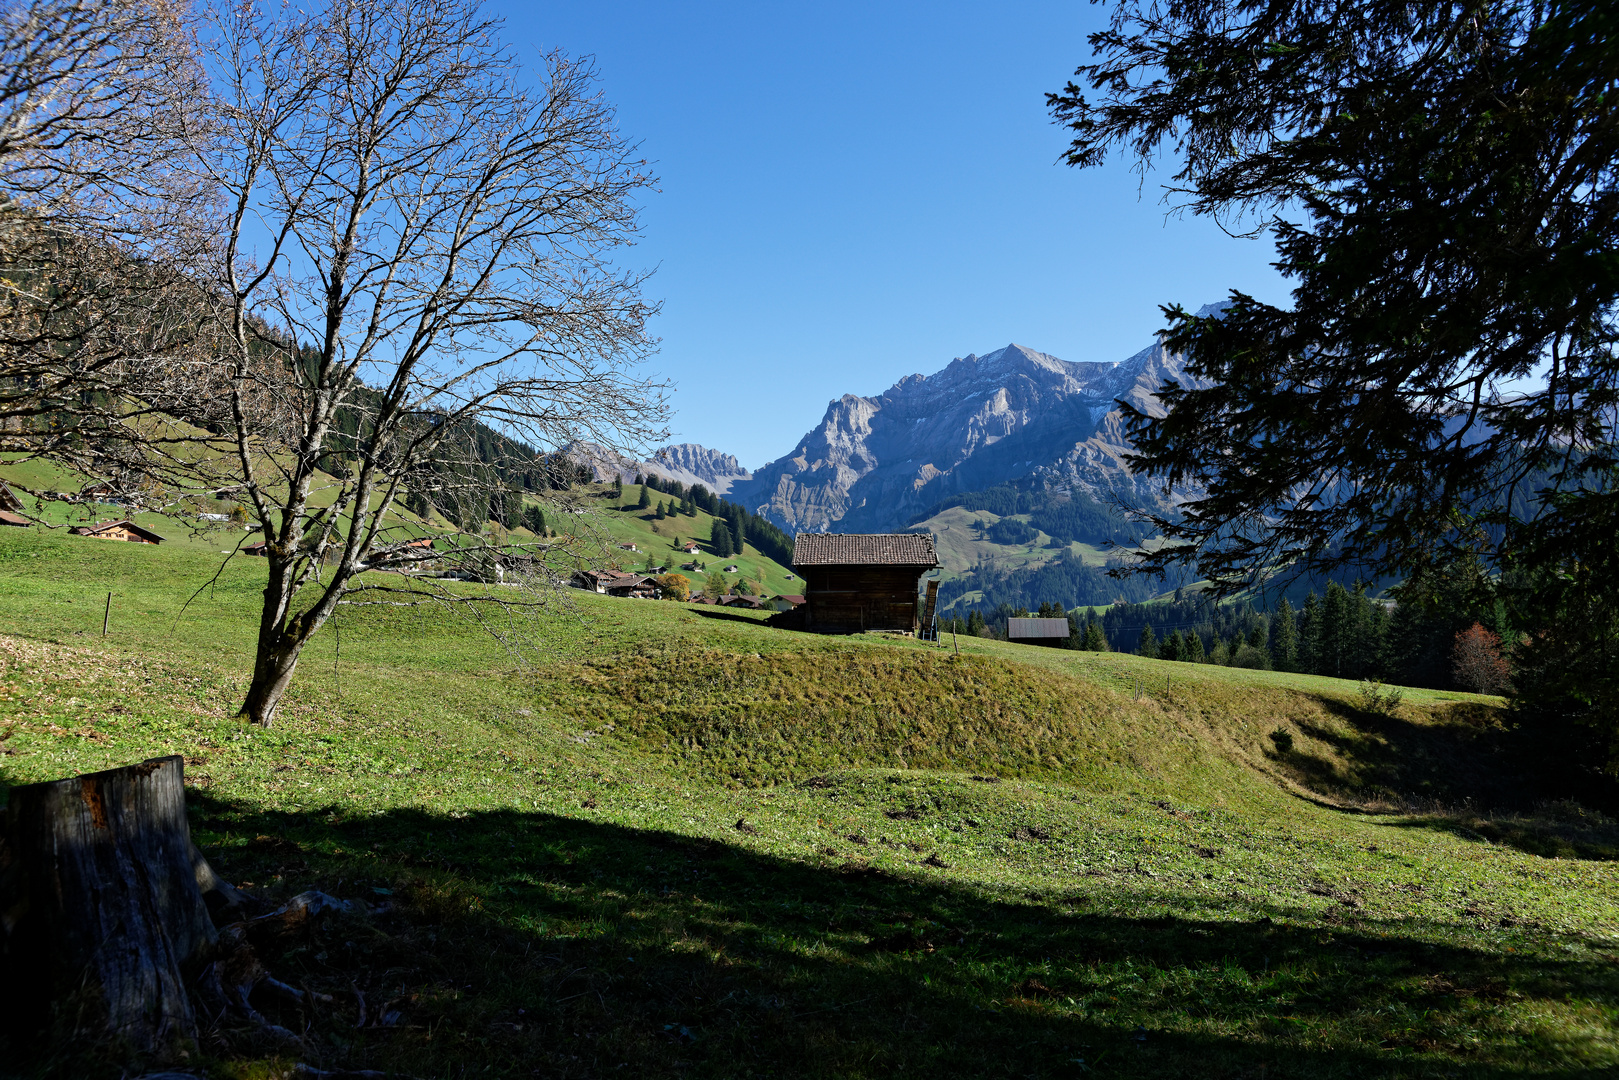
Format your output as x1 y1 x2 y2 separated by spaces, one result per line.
496 1 1292 469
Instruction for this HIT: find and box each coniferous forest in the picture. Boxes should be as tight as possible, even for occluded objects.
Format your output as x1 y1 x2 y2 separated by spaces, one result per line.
941 555 1514 698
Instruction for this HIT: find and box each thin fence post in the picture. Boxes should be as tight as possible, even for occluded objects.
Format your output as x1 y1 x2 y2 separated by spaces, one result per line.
102 592 111 636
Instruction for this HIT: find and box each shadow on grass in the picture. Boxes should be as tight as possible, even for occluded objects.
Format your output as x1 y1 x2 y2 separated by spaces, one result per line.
1287 698 1522 806
1270 698 1619 862
1382 809 1619 861
686 607 775 627
12 787 1609 1079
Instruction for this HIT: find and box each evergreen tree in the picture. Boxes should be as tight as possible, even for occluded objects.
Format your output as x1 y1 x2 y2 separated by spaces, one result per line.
1270 598 1298 672
1048 1 1619 641
1137 624 1158 659
1163 629 1184 662
655 500 666 520
710 520 733 558
1083 619 1108 652
967 609 988 637
1299 592 1323 675
728 508 746 553
1385 555 1499 688
1187 631 1205 663
1320 582 1353 678
523 505 547 536
636 485 651 510
612 476 622 496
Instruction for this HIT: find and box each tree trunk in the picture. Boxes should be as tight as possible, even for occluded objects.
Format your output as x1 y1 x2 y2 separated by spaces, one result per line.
2 756 218 1054
239 637 305 728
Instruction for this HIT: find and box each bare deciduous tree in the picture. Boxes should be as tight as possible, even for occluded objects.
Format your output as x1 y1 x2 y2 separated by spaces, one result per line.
186 0 666 726
0 0 215 483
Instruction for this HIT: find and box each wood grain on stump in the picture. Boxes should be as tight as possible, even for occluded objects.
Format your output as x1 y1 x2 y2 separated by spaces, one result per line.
4 755 217 1052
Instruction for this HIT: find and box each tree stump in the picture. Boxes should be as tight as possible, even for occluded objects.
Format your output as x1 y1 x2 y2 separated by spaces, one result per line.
2 755 218 1053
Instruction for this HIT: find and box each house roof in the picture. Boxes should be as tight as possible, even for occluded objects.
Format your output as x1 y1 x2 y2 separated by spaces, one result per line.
0 482 21 512
791 532 938 568
77 519 165 543
772 594 805 605
1008 617 1070 639
0 510 30 527
579 569 654 591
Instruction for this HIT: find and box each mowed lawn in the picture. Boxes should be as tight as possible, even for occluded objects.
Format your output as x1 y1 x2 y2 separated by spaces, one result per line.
0 525 1615 1079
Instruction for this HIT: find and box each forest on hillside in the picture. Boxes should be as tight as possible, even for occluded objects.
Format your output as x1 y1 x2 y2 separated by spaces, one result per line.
941 556 1512 698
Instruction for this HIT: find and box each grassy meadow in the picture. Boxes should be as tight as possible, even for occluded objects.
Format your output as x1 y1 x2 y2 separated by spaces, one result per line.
0 524 1615 1078
918 505 1112 573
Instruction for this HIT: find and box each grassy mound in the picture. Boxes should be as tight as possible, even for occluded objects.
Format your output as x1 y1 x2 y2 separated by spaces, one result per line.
570 646 1182 787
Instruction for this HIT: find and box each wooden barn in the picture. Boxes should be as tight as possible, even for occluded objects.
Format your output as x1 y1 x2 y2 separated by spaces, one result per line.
1007 617 1071 648
70 519 164 545
791 533 939 634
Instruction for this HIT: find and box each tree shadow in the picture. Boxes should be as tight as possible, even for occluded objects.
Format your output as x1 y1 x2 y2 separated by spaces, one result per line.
11 788 1607 1079
686 607 774 627
1269 692 1534 801
1380 809 1619 861
1263 696 1619 861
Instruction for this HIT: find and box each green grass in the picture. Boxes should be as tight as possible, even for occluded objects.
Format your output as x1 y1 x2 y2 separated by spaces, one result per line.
1 527 1616 1078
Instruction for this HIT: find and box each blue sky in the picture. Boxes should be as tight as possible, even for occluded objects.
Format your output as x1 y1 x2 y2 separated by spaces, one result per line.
498 1 1291 469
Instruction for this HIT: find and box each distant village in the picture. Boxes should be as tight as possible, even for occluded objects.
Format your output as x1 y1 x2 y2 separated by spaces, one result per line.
4 477 983 642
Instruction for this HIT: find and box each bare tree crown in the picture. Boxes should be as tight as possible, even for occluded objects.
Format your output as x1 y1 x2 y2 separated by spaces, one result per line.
189 0 667 724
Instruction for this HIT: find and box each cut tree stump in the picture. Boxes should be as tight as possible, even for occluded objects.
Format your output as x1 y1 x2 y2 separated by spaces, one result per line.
2 755 220 1053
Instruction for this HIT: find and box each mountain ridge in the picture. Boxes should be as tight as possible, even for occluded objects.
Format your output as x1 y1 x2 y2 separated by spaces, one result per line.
728 315 1217 534
569 441 752 495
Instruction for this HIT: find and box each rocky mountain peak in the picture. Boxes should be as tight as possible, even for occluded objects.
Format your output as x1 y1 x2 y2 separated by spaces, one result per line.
568 440 752 495
728 317 1213 533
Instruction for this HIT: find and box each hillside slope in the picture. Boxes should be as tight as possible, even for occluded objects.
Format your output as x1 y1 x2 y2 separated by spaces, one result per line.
0 529 1614 1078
574 482 797 595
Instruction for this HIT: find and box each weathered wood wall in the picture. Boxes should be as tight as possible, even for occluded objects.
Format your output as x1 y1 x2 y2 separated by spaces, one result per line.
800 565 926 633
1008 635 1069 649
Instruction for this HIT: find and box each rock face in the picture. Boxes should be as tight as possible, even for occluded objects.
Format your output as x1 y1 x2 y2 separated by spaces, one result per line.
646 443 752 494
570 441 752 495
730 314 1217 533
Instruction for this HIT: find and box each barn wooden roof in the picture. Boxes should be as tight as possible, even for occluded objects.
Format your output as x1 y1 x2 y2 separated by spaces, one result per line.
75 519 165 544
791 533 938 568
1008 617 1070 639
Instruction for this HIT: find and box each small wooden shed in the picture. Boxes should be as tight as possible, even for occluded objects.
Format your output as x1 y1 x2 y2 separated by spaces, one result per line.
791 532 939 634
1007 617 1071 648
